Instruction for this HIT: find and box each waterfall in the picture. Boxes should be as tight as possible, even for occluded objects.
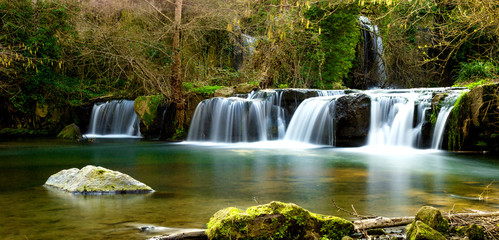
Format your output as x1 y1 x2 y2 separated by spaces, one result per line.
366 89 438 148
359 16 386 88
187 89 343 143
86 100 141 138
430 91 463 149
187 88 465 148
431 106 454 149
284 96 338 145
187 97 267 142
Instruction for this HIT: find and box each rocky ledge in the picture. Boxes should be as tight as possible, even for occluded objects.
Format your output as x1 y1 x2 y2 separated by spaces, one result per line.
44 165 153 194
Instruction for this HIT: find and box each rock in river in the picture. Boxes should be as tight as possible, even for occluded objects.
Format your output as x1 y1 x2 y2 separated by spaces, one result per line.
44 165 153 194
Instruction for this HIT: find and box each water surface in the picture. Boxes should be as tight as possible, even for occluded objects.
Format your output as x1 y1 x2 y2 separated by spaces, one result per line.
0 139 497 239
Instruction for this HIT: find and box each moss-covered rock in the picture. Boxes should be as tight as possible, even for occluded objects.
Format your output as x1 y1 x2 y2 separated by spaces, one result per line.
456 224 485 240
57 123 82 140
134 95 166 138
44 165 153 194
235 83 255 94
206 201 354 240
214 87 235 97
414 206 449 233
406 221 446 240
448 83 499 152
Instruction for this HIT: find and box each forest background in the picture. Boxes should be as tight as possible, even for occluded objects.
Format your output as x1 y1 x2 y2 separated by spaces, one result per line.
0 0 498 136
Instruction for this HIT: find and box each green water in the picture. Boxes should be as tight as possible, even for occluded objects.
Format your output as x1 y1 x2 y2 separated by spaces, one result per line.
0 139 498 239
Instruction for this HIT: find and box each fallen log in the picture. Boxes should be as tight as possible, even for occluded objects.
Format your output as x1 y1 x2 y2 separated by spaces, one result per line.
353 216 414 230
353 211 499 230
149 230 207 240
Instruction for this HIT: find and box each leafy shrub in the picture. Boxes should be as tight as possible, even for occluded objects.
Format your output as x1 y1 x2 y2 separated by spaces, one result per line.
455 60 497 83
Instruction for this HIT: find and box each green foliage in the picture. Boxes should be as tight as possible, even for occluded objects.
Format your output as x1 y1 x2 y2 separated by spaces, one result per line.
182 82 223 96
448 91 470 151
455 60 498 83
305 3 360 89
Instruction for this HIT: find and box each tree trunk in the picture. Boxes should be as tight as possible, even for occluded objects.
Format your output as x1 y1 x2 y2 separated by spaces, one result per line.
172 0 184 128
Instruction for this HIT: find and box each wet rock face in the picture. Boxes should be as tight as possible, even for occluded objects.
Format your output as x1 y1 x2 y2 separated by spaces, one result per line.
448 83 499 152
45 165 153 194
334 93 371 147
134 95 166 138
207 201 354 240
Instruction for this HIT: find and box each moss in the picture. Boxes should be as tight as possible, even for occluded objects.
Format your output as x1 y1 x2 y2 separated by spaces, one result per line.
56 123 82 140
134 95 165 128
406 221 446 240
206 201 353 240
414 206 449 233
447 92 471 151
455 224 485 240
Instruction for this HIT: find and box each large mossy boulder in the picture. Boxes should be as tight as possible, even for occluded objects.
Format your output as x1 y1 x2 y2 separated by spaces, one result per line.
414 206 449 233
57 123 82 140
134 95 166 138
334 93 371 147
45 165 153 194
406 220 447 240
206 201 354 240
448 83 499 152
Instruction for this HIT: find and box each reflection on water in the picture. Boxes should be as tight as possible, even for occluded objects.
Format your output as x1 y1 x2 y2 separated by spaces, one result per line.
0 139 497 239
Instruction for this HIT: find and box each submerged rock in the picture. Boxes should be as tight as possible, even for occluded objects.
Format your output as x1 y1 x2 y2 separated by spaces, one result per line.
206 201 354 240
406 220 446 240
45 165 153 194
57 123 82 140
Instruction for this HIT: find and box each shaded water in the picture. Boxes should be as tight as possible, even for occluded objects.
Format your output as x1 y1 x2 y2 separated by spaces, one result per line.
0 139 498 239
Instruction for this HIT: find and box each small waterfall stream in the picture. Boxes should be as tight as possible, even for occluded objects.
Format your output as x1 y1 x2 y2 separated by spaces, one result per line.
284 96 339 145
431 106 454 149
86 100 141 138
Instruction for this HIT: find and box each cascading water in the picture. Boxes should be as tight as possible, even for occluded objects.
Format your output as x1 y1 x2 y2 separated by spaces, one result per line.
86 100 141 138
431 106 454 149
187 88 465 148
367 92 421 147
431 91 463 149
359 16 386 88
187 89 343 143
187 97 267 142
284 96 339 145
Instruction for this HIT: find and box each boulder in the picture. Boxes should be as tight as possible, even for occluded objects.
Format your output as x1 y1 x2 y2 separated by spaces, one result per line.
334 93 371 147
406 220 446 240
214 87 235 97
57 123 82 140
134 95 166 138
206 201 354 240
414 206 449 233
447 83 499 152
45 165 153 194
235 83 255 94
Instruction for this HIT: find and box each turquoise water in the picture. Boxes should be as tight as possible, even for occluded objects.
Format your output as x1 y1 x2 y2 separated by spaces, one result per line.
0 138 497 239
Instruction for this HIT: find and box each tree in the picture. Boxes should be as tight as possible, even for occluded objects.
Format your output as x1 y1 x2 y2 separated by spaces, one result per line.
172 0 184 127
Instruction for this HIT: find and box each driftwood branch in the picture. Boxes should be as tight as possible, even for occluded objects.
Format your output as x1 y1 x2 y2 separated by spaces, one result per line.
149 230 207 240
353 211 499 230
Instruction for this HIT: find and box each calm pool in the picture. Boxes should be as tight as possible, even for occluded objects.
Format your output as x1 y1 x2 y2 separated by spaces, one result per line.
0 138 497 239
